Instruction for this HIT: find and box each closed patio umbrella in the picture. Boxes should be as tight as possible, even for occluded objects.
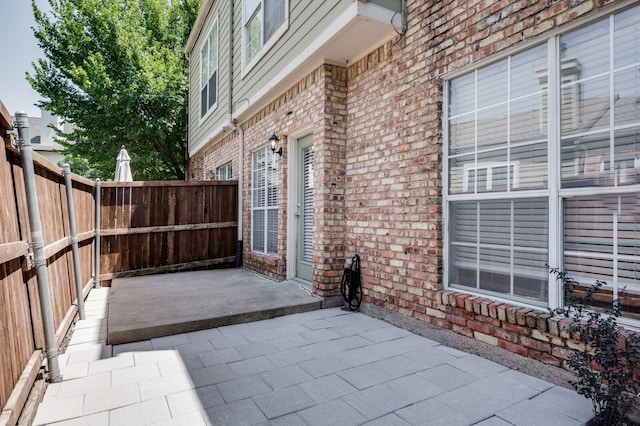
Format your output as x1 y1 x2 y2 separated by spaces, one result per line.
114 145 133 182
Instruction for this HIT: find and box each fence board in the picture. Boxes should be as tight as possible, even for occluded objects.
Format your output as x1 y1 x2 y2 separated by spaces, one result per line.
99 181 237 279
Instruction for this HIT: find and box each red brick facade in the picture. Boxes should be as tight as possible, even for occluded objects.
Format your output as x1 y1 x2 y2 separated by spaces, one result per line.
189 0 633 369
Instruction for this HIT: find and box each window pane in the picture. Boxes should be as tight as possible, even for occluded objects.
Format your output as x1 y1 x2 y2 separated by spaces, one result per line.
450 201 477 243
565 192 640 319
476 150 507 193
200 87 207 118
449 72 475 117
614 67 640 127
564 196 615 254
477 105 507 150
613 128 640 185
253 210 265 252
479 248 511 293
253 148 265 171
618 192 640 256
209 29 218 77
561 132 611 188
619 259 640 284
264 0 285 41
513 199 548 248
208 71 217 108
449 154 473 194
200 46 208 86
267 155 278 207
478 61 507 108
246 14 261 63
450 245 477 287
513 251 548 302
565 254 613 285
561 18 610 80
253 186 265 207
511 95 546 143
562 76 610 136
267 209 278 254
614 6 640 69
479 201 511 245
449 113 475 156
244 0 260 22
511 44 547 99
511 143 547 190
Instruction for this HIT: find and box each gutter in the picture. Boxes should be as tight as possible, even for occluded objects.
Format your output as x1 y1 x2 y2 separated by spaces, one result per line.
229 0 243 267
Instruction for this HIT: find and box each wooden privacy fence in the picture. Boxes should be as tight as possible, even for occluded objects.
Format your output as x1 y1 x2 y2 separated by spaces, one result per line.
0 100 238 425
98 181 238 282
0 105 95 426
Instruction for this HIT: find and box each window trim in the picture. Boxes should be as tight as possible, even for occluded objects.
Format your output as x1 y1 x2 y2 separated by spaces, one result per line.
241 0 289 77
199 16 219 122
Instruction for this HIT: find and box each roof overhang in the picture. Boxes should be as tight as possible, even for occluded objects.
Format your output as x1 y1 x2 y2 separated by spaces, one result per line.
233 1 401 122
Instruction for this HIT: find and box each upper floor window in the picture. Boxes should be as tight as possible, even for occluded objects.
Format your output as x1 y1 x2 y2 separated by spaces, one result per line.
444 4 640 320
243 0 287 69
200 20 218 118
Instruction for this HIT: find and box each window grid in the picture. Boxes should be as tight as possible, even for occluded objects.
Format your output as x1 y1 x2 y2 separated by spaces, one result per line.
445 5 640 315
243 0 286 68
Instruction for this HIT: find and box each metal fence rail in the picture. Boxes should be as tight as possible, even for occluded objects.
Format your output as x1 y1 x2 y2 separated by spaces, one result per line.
0 101 237 426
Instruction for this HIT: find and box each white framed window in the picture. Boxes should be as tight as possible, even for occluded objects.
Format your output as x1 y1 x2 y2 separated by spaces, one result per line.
243 0 287 71
444 4 640 319
251 146 278 254
200 19 218 118
217 162 233 180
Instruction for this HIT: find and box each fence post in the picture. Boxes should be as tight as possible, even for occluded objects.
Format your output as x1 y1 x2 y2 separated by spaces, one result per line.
94 179 101 288
14 112 61 383
63 164 86 320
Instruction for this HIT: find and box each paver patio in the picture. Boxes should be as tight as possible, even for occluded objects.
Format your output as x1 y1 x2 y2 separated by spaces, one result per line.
33 287 594 425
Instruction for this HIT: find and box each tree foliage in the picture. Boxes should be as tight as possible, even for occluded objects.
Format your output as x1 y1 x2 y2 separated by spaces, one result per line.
550 269 640 425
29 0 201 180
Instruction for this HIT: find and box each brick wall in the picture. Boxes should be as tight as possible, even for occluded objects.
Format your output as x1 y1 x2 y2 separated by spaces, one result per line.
190 0 632 367
343 0 623 367
193 65 348 293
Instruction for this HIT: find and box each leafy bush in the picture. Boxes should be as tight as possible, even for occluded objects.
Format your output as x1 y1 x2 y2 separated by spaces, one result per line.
550 269 640 425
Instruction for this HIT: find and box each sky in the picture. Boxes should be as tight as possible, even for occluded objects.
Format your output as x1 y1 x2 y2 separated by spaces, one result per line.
0 0 51 117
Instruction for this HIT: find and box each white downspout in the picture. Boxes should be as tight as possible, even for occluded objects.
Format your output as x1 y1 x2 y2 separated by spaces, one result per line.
234 124 244 267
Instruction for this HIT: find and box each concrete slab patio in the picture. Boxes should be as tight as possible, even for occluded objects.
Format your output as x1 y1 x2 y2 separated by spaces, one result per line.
107 270 323 344
32 281 594 425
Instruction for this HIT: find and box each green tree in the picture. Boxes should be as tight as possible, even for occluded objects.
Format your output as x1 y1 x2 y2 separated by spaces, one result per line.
29 0 201 181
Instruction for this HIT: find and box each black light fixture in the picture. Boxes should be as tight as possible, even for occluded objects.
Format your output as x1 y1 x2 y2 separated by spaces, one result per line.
269 133 283 157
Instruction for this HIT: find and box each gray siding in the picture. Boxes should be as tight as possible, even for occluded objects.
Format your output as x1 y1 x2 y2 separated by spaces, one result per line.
189 0 403 153
232 0 351 108
188 0 231 153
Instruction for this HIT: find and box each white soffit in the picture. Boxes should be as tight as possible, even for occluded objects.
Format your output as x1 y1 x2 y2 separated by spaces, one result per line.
234 1 398 121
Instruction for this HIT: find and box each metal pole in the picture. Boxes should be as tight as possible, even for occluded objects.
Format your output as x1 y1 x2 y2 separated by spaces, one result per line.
14 112 61 383
62 164 86 320
94 179 101 288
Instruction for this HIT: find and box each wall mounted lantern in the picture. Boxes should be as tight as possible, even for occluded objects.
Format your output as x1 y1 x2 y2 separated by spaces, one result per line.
269 133 283 157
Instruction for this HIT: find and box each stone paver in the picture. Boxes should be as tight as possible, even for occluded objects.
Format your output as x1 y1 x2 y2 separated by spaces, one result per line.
33 288 594 425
